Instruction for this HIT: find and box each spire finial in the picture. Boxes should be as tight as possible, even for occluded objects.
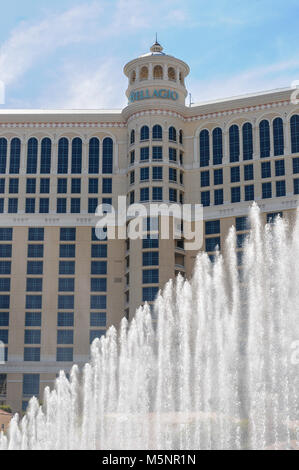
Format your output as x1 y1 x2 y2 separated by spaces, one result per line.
150 35 163 53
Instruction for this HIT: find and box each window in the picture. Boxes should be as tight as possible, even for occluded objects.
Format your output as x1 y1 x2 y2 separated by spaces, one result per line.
130 191 135 204
140 126 149 141
92 227 107 241
152 146 163 160
293 157 299 174
244 164 254 181
24 330 41 344
259 120 270 158
140 147 149 161
0 262 11 275
205 237 220 252
179 130 183 145
22 374 40 396
0 278 10 292
91 261 107 275
291 115 299 153
39 198 49 213
91 278 107 292
57 138 68 174
237 233 248 248
231 187 241 203
91 245 107 258
26 138 38 174
201 171 210 187
130 150 135 164
200 130 209 167
0 374 7 396
60 227 76 242
229 125 240 162
57 198 67 213
8 198 18 213
71 178 81 194
273 117 284 156
262 182 272 199
26 295 42 309
71 138 82 174
59 261 75 275
90 312 106 327
294 178 299 194
70 198 80 213
142 252 159 266
0 199 3 213
169 127 177 142
212 128 223 165
57 330 73 344
152 125 162 140
58 312 74 327
267 212 283 224
205 220 220 235
0 296 10 308
261 161 271 178
9 178 19 194
245 185 254 201
143 236 159 249
140 167 149 181
0 330 8 345
231 166 240 183
214 189 223 205
130 130 135 145
0 312 9 326
90 331 105 343
40 178 50 194
40 138 51 174
169 188 177 202
242 123 253 160
27 261 43 275
0 179 5 193
58 178 67 194
25 198 35 214
142 287 159 302
0 229 12 241
201 191 210 207
236 216 250 232
214 169 223 185
90 295 106 310
140 187 149 202
152 187 162 201
60 244 75 258
276 180 286 197
26 278 42 292
9 138 21 174
169 168 177 182
29 228 44 241
169 148 177 162
152 167 163 180
153 65 163 79
140 66 148 81
89 137 99 174
56 348 73 362
58 295 74 309
275 160 285 177
0 245 12 257
88 198 98 214
0 138 7 174
88 178 98 194
25 312 41 327
59 278 75 292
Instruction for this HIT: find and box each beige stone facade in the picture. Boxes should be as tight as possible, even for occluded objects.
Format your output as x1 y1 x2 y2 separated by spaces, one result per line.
0 41 298 414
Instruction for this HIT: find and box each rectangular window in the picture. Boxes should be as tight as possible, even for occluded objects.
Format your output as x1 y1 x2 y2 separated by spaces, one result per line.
91 261 107 275
169 148 177 162
230 167 240 183
130 191 135 204
56 348 73 362
58 295 74 309
276 180 286 197
267 212 283 223
25 312 41 327
0 278 10 292
25 198 35 214
152 146 162 161
152 166 163 180
71 178 81 194
142 269 159 284
214 169 223 185
57 178 67 193
142 251 159 266
39 198 49 213
0 229 13 241
245 185 254 201
57 312 74 327
0 296 10 308
59 261 75 275
0 312 9 326
24 330 41 344
214 189 223 205
0 261 11 275
293 157 299 174
27 245 43 258
0 245 12 258
142 236 159 249
231 186 241 203
8 198 18 213
275 160 285 177
169 188 177 202
140 187 149 201
0 179 5 193
90 312 106 327
40 178 50 194
130 171 135 185
88 198 98 214
169 168 177 182
142 287 159 302
261 161 271 178
205 220 220 235
244 164 254 181
59 278 75 292
130 150 135 164
140 167 149 181
26 295 42 309
57 330 74 345
9 178 19 194
88 178 98 194
140 147 149 161
152 187 163 201
91 244 107 258
90 295 106 310
205 237 221 252
22 374 40 396
90 278 107 292
59 245 75 258
0 330 8 344
262 182 272 199
0 199 4 213
57 198 67 214
237 233 248 248
236 216 250 232
70 198 80 213
26 278 43 292
200 171 210 187
294 178 299 195
60 228 76 241
102 178 112 194
201 191 210 207
28 228 44 241
24 347 40 362
26 178 36 194
90 330 105 344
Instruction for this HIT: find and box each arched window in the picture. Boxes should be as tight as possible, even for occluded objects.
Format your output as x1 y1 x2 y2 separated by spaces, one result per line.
140 125 149 141
242 123 253 160
9 138 21 174
102 137 113 174
168 67 176 81
259 120 270 158
71 138 82 174
89 137 99 174
153 65 163 79
229 125 240 162
212 128 223 165
152 125 162 140
130 70 136 84
169 126 177 142
130 129 135 145
57 138 69 174
26 138 38 174
273 117 284 156
291 115 299 153
0 138 7 174
200 129 210 167
140 66 148 81
40 138 51 174
179 130 183 145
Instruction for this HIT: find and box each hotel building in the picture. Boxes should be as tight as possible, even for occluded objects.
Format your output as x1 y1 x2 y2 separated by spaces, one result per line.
0 41 299 414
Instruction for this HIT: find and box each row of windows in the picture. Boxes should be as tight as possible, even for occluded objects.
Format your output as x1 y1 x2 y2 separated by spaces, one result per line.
130 146 182 163
199 115 299 166
0 311 106 327
0 227 106 242
0 137 113 175
130 167 183 184
0 177 113 195
129 187 183 204
130 126 183 144
0 198 109 214
0 295 107 310
130 65 184 84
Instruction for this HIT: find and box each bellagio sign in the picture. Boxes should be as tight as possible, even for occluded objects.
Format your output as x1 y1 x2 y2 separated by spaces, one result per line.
129 88 179 103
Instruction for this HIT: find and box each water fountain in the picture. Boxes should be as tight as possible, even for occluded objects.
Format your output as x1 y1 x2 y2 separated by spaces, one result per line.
1 204 298 450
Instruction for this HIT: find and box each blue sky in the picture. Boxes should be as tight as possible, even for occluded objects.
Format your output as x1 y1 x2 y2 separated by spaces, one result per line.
0 0 299 109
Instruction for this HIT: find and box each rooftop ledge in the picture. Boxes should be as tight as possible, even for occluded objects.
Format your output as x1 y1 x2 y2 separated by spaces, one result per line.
0 108 123 115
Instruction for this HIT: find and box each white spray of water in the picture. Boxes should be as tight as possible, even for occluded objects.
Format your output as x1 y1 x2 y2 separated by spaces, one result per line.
1 205 299 450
